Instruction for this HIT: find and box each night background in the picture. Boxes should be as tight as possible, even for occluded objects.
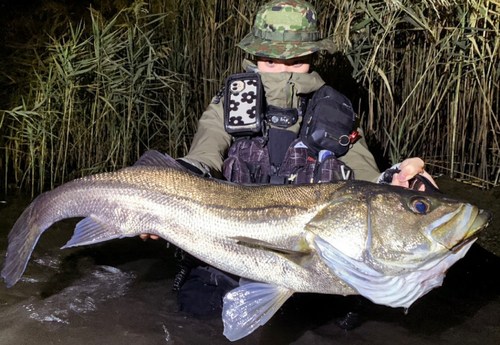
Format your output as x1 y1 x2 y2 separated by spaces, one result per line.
0 0 498 195
0 1 499 344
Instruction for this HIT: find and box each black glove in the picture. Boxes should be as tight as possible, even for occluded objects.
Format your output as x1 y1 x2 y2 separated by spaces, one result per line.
380 168 441 193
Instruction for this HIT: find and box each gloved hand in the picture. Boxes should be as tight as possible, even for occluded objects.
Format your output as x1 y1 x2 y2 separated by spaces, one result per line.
391 158 438 191
379 158 439 192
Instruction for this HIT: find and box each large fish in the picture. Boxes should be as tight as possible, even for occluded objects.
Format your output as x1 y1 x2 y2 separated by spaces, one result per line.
1 151 491 341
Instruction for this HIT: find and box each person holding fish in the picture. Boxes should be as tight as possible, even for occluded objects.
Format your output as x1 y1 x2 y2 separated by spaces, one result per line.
141 0 438 322
176 0 437 190
4 3 490 340
142 0 438 236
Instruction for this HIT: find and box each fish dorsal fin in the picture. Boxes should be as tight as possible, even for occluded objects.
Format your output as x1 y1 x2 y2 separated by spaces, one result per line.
132 150 185 170
232 236 312 266
61 216 124 249
313 235 476 309
222 280 293 341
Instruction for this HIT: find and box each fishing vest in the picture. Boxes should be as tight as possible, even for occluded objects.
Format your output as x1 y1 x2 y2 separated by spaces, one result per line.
222 136 353 184
221 73 356 184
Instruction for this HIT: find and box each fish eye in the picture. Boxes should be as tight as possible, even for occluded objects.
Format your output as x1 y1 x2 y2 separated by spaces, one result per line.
409 197 431 214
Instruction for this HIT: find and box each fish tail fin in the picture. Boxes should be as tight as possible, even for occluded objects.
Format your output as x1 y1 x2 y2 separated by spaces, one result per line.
1 202 46 288
2 200 126 288
222 280 293 341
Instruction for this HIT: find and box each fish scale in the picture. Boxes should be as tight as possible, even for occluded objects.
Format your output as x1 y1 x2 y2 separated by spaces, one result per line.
1 150 491 341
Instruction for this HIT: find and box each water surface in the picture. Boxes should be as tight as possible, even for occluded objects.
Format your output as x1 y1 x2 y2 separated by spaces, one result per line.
1 188 499 345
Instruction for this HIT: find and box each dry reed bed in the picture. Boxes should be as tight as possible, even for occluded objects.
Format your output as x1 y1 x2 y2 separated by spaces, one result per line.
0 0 498 194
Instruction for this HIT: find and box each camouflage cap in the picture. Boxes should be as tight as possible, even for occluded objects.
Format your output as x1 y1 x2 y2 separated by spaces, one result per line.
237 0 335 59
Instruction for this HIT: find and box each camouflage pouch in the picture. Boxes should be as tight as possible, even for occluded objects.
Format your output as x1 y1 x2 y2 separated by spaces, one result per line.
314 154 354 182
223 137 270 183
280 140 354 184
223 137 354 184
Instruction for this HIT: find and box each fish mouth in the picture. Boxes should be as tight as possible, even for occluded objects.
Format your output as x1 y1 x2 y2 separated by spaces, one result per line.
449 209 492 250
472 209 493 233
429 205 492 250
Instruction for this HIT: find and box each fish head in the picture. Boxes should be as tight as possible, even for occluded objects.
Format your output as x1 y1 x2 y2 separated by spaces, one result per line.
308 182 492 273
367 186 491 270
309 182 492 308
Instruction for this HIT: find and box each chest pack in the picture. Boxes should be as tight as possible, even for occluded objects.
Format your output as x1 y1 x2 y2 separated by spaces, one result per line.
300 85 357 157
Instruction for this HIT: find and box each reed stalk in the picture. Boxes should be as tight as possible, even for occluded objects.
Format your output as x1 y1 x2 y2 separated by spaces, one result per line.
0 0 498 194
345 0 499 184
1 1 185 194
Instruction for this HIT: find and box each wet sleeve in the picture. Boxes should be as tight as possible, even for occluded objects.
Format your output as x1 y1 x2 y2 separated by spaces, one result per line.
340 128 381 183
181 100 232 178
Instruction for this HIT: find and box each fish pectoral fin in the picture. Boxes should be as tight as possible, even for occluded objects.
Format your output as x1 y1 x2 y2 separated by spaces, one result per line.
222 280 293 341
61 216 124 249
231 236 311 265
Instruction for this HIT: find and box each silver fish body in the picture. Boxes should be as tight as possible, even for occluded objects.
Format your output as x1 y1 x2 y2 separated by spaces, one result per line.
1 151 491 341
